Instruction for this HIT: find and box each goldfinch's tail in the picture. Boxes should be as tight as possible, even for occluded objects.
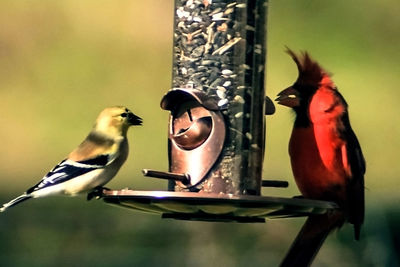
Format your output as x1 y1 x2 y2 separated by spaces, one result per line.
0 194 32 212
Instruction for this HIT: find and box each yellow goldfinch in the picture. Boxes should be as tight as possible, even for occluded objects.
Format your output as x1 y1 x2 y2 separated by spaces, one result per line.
0 106 142 212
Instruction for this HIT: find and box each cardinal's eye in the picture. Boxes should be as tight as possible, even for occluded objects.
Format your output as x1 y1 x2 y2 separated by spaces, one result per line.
120 113 127 118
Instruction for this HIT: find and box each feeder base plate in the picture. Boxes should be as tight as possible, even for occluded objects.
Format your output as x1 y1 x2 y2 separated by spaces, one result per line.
99 189 337 223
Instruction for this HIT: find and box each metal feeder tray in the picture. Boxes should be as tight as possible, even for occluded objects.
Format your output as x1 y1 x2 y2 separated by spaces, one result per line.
98 189 338 223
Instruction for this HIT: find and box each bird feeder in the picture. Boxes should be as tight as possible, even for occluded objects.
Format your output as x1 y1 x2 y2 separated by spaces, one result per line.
97 0 336 223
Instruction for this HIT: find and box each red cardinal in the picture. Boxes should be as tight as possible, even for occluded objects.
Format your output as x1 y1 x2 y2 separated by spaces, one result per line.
276 50 365 266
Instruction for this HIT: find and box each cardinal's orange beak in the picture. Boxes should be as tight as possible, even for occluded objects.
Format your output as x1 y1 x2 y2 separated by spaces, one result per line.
275 87 300 108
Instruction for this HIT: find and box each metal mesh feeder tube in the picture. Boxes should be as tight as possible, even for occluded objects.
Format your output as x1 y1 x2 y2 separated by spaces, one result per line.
162 0 269 196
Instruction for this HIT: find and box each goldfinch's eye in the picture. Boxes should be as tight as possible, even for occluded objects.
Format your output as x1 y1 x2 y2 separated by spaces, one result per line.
120 113 127 118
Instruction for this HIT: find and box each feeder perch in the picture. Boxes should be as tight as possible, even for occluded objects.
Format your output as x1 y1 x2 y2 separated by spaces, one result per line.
97 0 337 224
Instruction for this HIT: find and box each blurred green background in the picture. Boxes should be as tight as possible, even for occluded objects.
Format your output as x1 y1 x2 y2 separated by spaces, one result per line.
0 0 399 266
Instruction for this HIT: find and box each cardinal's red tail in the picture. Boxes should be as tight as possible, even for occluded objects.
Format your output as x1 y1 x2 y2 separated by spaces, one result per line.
280 212 344 267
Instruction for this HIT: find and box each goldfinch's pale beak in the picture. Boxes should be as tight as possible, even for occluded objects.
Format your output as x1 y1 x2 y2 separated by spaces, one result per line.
128 113 143 125
275 87 300 108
